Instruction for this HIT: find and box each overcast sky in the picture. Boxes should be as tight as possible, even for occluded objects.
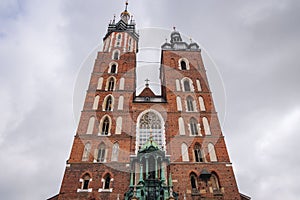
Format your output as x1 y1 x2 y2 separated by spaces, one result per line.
0 0 300 200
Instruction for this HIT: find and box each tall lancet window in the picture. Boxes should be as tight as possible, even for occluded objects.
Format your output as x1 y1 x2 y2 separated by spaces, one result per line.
136 110 165 153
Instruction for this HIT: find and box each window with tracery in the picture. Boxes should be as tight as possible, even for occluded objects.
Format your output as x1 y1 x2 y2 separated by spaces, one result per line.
136 111 165 151
97 143 106 162
211 173 220 191
190 118 199 135
100 117 110 135
184 80 191 91
186 96 195 111
105 96 113 111
107 78 115 91
194 143 203 162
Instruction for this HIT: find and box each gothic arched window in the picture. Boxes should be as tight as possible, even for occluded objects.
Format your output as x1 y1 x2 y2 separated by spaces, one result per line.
111 142 119 161
181 60 187 70
104 174 111 189
186 96 195 111
110 64 117 73
107 77 115 91
97 142 106 162
86 116 95 134
112 50 120 60
194 143 203 162
136 110 165 152
181 143 189 161
82 142 91 161
190 118 199 136
179 58 189 70
208 143 217 162
183 80 191 91
211 173 220 192
101 117 110 135
82 173 91 190
105 96 113 111
190 172 198 190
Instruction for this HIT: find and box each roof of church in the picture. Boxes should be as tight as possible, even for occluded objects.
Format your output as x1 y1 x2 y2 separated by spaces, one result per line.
138 86 156 97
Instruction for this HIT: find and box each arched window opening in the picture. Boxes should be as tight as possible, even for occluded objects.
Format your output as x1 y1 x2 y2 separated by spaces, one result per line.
181 143 189 161
97 77 103 90
97 143 106 162
181 60 187 70
194 143 203 162
110 64 117 73
203 117 211 135
105 96 113 111
175 79 181 91
101 117 110 135
136 110 165 152
86 117 95 134
104 174 111 189
118 96 124 110
178 117 185 135
186 96 195 111
113 50 120 60
208 143 217 162
128 38 132 51
190 118 199 136
82 142 91 161
199 96 206 111
176 96 182 111
115 117 122 134
211 173 220 191
111 143 119 161
196 79 202 91
116 33 122 47
82 174 91 190
190 173 197 190
183 80 191 91
119 78 125 90
107 78 115 91
93 95 100 110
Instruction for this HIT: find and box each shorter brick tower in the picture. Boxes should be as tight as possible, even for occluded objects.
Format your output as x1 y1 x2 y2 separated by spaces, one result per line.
49 3 250 200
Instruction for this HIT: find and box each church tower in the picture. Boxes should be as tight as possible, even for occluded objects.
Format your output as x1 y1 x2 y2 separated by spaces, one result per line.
49 2 250 200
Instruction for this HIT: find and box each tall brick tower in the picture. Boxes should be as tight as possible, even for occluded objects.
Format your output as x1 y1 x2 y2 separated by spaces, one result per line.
49 2 250 200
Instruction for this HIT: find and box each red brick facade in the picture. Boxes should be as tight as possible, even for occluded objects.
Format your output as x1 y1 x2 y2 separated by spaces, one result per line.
49 5 249 200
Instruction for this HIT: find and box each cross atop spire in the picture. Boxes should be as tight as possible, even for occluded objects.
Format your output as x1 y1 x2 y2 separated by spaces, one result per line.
145 78 150 87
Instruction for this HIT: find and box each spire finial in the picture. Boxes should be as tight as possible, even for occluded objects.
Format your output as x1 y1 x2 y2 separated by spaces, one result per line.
121 1 130 23
125 0 129 11
112 14 116 24
145 78 150 87
190 38 193 43
173 26 176 31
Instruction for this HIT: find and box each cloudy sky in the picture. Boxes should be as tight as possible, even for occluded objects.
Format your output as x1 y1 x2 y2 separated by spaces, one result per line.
1 0 300 199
